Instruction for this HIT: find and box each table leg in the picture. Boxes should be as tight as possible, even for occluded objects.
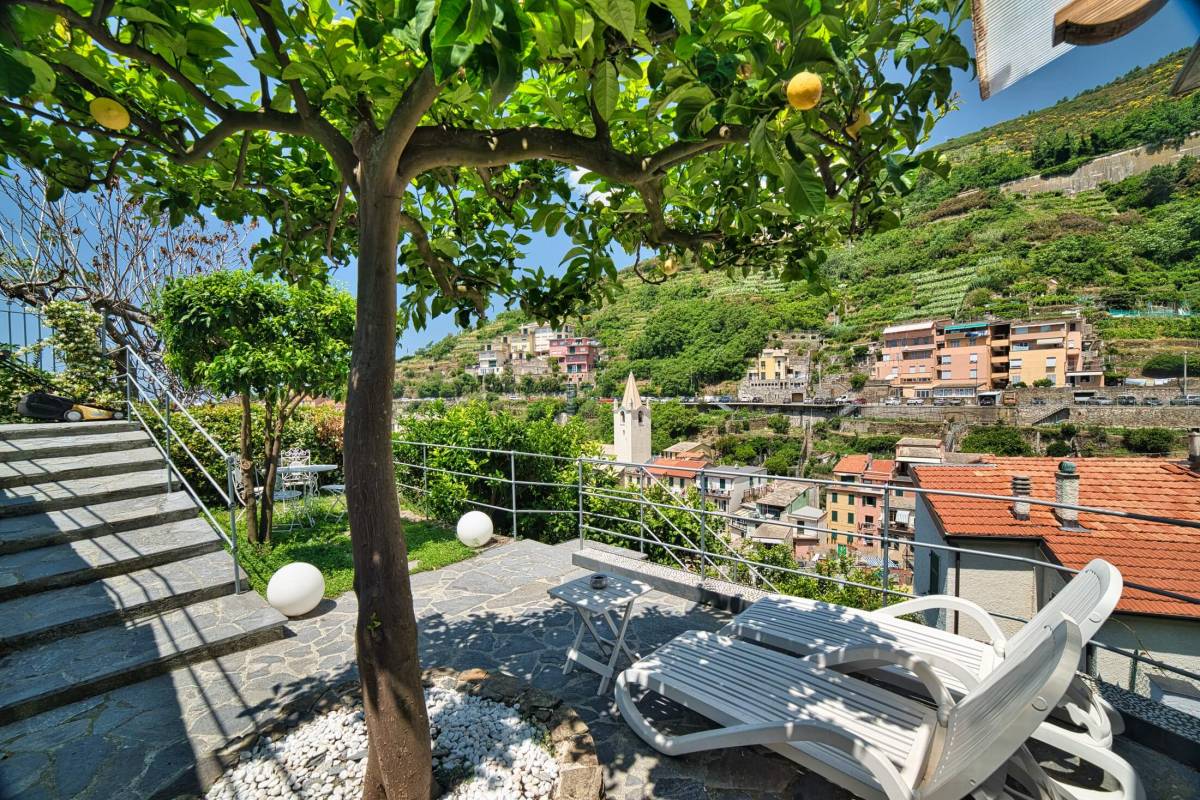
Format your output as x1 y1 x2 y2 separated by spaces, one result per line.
580 611 615 659
563 611 588 675
598 601 638 694
602 608 640 662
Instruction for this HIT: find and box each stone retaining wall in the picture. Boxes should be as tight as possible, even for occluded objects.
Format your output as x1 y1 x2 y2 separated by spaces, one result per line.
997 132 1200 196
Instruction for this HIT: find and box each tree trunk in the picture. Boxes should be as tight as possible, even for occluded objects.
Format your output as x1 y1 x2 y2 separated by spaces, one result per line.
347 164 430 800
239 393 262 544
260 398 283 540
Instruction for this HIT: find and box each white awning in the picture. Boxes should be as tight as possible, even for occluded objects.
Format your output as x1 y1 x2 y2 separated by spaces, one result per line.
973 0 1075 99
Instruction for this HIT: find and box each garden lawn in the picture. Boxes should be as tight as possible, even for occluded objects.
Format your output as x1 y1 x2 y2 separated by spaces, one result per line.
231 496 475 598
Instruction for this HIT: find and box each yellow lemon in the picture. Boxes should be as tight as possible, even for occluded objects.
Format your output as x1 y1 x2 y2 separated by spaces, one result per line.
786 71 822 110
90 98 130 131
846 107 870 139
660 255 679 276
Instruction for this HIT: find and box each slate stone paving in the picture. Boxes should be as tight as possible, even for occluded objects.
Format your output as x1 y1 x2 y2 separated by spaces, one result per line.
1 537 1196 800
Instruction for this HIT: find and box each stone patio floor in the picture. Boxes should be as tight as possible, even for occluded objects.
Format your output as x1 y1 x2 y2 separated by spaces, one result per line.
1 538 1197 799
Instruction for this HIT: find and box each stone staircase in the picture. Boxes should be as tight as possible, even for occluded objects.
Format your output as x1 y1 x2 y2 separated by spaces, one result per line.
0 420 287 726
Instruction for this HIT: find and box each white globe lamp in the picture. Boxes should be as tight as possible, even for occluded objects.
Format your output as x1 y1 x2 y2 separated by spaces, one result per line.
266 562 325 617
456 510 494 548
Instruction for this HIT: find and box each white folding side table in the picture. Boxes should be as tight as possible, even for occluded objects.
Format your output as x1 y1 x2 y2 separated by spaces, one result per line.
548 573 651 694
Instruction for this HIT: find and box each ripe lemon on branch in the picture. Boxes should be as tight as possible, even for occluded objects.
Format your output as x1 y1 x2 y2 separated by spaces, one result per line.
785 72 822 110
89 98 130 130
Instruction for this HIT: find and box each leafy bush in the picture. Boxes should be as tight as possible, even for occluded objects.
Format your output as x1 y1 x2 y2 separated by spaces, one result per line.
1033 378 1054 388
1142 353 1189 378
1045 441 1072 457
849 373 868 390
1123 427 1177 454
960 425 1033 456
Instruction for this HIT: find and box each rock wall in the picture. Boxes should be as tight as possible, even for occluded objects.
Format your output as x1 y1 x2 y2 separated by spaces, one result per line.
998 132 1200 197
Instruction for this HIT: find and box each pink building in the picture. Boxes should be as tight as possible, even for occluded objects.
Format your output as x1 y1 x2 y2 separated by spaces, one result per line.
548 336 600 385
871 320 940 392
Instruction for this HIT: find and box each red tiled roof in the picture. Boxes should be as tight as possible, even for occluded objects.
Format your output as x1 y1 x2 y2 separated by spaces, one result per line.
645 456 711 480
833 454 870 475
863 459 895 482
912 458 1200 619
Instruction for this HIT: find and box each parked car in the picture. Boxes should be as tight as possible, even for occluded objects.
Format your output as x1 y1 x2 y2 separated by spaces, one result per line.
853 397 867 405
904 398 922 406
834 394 850 403
1074 396 1095 405
1091 396 1113 406
1142 396 1163 406
1030 397 1047 406
932 398 947 406
718 395 733 403
1116 395 1137 406
884 397 901 406
946 398 965 406
1170 395 1200 406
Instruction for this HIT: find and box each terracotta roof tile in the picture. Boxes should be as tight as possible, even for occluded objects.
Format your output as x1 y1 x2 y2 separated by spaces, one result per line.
833 454 871 475
645 456 711 480
912 458 1200 619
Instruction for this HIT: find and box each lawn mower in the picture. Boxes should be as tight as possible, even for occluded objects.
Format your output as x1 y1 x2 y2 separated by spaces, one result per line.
0 350 125 422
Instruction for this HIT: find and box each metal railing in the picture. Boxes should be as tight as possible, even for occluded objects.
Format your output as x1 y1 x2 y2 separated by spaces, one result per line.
393 439 1200 697
120 346 241 593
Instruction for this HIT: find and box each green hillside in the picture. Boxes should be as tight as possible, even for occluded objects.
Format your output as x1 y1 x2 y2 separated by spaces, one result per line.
400 58 1200 398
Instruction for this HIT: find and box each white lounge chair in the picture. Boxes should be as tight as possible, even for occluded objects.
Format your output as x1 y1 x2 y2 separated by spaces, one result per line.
726 559 1124 746
616 615 1084 800
723 559 1143 799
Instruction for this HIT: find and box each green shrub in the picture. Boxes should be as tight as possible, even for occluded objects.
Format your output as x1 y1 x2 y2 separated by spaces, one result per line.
1123 427 1176 454
1142 353 1189 378
960 425 1033 456
1045 441 1072 457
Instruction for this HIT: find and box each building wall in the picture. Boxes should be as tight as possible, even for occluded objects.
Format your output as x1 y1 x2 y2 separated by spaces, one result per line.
1040 569 1200 694
912 496 1042 640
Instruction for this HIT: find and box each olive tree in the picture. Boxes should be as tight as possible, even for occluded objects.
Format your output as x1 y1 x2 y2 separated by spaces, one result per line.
0 0 969 796
153 271 354 542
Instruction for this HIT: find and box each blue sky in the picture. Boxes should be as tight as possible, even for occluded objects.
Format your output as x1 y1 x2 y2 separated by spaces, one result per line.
388 4 1200 356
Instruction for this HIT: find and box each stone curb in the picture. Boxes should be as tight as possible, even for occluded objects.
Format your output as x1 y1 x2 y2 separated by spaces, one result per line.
423 666 605 800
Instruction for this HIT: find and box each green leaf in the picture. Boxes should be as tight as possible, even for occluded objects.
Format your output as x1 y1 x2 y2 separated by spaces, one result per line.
574 11 594 46
657 0 690 33
585 0 634 41
0 45 35 98
9 50 54 96
433 0 471 48
114 4 171 26
591 61 618 121
779 154 825 216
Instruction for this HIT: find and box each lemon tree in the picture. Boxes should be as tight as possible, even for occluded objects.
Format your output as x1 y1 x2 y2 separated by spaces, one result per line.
0 1 969 796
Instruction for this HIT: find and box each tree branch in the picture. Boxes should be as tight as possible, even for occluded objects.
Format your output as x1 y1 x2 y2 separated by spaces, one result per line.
401 124 746 185
396 212 487 313
376 66 439 169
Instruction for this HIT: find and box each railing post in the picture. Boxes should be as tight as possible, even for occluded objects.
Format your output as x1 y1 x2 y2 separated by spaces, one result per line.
421 443 428 493
123 347 132 420
576 457 584 548
227 455 241 594
881 484 891 601
698 469 707 585
163 387 173 493
637 486 645 554
509 449 518 540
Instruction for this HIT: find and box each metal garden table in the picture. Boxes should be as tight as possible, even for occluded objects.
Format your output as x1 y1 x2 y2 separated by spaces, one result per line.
548 573 651 693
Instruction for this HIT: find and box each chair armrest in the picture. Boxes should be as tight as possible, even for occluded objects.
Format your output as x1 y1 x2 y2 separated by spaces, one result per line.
875 595 1007 654
803 646 962 723
615 672 914 800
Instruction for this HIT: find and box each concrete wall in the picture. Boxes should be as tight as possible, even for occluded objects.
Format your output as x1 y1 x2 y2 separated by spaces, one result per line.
855 401 1200 429
999 132 1200 197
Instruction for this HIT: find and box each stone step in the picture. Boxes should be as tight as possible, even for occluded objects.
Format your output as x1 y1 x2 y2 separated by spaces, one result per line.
0 468 170 518
0 519 224 601
0 551 242 653
0 429 152 463
0 420 140 441
0 591 288 726
0 446 164 489
0 491 198 555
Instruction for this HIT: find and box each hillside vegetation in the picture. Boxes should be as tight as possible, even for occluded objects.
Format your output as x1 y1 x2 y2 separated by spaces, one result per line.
400 55 1200 397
